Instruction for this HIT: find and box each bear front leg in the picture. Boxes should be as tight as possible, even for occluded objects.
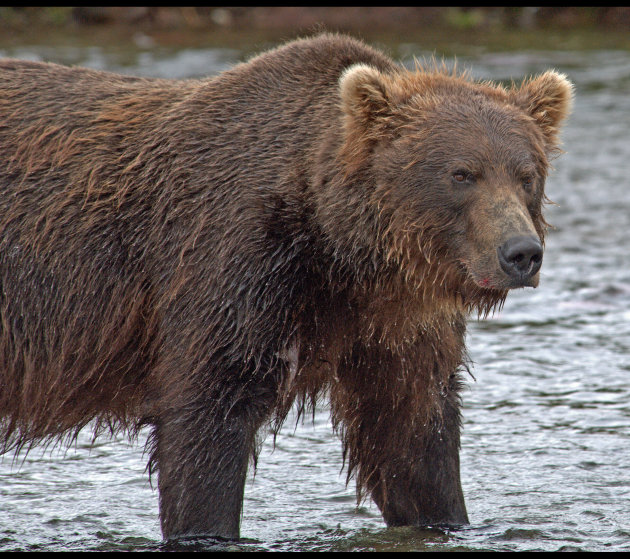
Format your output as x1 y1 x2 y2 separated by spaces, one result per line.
331 343 469 528
151 376 277 540
153 410 253 540
374 371 469 527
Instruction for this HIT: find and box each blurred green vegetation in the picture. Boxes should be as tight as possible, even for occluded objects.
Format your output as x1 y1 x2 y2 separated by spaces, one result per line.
1 7 629 52
0 7 627 31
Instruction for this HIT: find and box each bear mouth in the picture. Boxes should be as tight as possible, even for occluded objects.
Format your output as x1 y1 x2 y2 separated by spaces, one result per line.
457 254 538 293
453 266 509 316
457 259 510 295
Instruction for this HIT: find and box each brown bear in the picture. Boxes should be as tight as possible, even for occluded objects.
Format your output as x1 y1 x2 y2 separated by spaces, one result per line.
0 33 572 540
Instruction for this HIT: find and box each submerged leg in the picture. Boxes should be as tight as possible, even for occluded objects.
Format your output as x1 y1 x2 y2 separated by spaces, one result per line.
151 370 279 540
331 342 469 527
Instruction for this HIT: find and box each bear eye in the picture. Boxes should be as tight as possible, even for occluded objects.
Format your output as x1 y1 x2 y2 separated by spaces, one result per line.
522 175 535 192
452 170 475 185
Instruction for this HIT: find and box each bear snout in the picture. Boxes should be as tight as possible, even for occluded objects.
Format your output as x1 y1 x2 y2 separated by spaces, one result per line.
497 235 543 287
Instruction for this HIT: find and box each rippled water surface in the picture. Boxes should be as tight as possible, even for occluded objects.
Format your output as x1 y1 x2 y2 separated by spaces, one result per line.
1 37 630 552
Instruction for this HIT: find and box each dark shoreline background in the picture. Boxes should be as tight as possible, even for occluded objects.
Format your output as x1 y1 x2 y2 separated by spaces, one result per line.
2 7 630 53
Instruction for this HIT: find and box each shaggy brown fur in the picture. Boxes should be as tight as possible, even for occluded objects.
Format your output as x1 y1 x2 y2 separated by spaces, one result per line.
0 34 572 539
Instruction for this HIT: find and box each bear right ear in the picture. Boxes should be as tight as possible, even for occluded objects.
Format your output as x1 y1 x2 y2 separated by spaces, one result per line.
338 64 397 168
339 64 393 126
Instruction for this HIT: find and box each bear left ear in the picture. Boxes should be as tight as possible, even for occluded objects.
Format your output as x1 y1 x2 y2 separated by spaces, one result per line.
510 70 574 150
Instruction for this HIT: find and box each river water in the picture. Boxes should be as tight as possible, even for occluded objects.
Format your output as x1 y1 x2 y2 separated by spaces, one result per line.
1 35 629 552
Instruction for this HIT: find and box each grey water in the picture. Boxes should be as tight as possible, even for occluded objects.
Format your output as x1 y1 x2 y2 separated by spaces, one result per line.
1 38 629 552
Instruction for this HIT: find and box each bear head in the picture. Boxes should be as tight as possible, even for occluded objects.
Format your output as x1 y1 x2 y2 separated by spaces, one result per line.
336 62 573 312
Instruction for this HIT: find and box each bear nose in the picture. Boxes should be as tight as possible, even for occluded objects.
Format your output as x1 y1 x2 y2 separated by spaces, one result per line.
498 235 543 283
